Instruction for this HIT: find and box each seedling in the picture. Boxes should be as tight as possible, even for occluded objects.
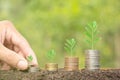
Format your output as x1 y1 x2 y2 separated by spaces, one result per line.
46 49 58 71
27 55 34 67
27 55 33 62
46 49 56 62
64 38 76 56
64 38 79 71
27 55 39 72
84 21 101 49
84 21 101 70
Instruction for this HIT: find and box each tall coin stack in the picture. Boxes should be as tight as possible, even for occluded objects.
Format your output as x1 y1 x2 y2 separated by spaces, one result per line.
85 50 100 70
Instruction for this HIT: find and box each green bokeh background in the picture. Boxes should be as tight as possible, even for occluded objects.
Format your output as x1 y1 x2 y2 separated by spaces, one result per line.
0 0 120 69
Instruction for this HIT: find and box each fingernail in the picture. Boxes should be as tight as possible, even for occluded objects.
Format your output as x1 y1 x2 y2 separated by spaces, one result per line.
17 60 28 70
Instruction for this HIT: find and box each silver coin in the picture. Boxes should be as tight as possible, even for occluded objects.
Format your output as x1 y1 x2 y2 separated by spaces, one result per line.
85 50 100 70
28 66 39 72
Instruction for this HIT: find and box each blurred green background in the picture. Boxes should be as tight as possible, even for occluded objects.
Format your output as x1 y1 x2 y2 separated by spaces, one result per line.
0 0 120 69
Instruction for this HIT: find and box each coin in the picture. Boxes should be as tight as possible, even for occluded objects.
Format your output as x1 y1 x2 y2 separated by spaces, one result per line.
64 57 79 71
45 63 58 71
85 50 100 70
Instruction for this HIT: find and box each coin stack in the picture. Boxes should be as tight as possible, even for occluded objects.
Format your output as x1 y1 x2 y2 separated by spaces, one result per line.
45 63 58 71
85 50 100 70
28 66 39 72
64 57 79 71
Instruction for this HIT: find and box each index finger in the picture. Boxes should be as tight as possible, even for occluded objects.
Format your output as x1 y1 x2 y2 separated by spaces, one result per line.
4 21 38 66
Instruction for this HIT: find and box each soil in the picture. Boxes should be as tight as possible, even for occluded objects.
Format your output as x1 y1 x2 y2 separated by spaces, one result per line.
0 69 120 80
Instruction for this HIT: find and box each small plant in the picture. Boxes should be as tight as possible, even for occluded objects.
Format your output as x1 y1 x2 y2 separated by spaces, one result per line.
27 55 39 72
27 55 33 62
85 21 101 50
64 38 76 56
45 49 58 71
46 49 56 62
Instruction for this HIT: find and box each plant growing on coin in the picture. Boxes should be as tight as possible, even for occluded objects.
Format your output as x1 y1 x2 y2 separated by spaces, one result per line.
27 55 33 62
27 55 39 72
64 38 77 56
84 21 101 70
46 49 56 62
64 38 79 71
45 49 58 71
84 21 101 49
27 55 33 66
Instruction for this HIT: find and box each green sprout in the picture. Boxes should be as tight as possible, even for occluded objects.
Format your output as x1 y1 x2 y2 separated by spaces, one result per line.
27 55 33 62
64 38 76 56
47 49 56 62
85 21 101 49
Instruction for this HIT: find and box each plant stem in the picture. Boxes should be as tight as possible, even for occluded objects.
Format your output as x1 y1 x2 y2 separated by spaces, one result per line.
92 27 94 49
70 48 72 57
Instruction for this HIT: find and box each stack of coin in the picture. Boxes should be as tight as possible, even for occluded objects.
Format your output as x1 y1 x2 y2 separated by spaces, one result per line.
85 50 100 70
28 66 39 72
64 57 79 71
45 63 58 71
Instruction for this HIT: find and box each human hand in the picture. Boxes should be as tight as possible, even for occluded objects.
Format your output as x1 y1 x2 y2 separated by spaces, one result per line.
0 20 38 70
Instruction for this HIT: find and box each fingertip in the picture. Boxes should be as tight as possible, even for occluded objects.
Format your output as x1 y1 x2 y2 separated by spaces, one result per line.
29 61 38 67
17 60 28 70
33 63 39 67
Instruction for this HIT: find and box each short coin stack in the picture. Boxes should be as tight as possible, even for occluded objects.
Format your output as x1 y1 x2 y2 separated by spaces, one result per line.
64 57 79 71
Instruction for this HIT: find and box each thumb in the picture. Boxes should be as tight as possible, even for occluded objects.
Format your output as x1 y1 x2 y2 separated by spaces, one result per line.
0 44 28 70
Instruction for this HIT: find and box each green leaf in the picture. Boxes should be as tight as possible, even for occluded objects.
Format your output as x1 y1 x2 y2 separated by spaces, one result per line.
84 21 101 49
27 55 33 62
94 31 100 38
65 43 70 48
93 21 97 28
93 26 97 33
64 47 70 53
87 24 93 29
66 39 72 46
85 31 92 39
93 37 100 44
64 38 76 56
47 49 56 61
85 27 91 33
85 39 91 45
